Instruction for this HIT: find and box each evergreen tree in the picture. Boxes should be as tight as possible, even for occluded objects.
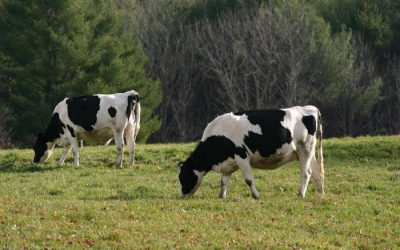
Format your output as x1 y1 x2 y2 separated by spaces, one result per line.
310 0 394 53
0 0 161 145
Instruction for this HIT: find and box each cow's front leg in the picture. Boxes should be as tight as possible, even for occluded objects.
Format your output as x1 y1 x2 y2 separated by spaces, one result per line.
114 131 125 169
219 173 232 198
236 157 260 199
58 145 71 165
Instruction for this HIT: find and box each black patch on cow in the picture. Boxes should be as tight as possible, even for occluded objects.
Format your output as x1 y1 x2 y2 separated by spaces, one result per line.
67 124 76 137
235 109 293 158
302 115 316 135
44 113 66 142
126 94 140 119
33 113 66 162
108 106 117 118
66 95 100 131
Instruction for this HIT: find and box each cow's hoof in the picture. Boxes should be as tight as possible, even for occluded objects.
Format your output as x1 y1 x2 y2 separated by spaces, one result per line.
298 193 306 198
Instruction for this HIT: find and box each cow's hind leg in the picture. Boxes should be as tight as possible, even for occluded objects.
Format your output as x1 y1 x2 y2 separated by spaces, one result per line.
298 150 312 198
125 133 135 167
64 136 81 166
236 157 260 199
114 130 125 169
311 158 324 195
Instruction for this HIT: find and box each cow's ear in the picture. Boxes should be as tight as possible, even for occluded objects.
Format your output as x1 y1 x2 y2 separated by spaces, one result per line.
178 162 184 168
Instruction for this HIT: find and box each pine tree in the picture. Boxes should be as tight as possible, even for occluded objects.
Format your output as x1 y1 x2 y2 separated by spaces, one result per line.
0 0 161 145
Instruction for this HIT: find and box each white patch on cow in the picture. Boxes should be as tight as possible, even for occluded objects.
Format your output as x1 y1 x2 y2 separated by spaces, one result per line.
293 123 308 142
194 170 206 180
281 105 319 144
212 157 238 173
57 128 72 146
39 142 54 163
201 113 261 147
277 142 295 154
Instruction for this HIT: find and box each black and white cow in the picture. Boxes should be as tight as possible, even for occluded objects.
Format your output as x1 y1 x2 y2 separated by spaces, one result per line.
178 105 324 199
33 90 141 168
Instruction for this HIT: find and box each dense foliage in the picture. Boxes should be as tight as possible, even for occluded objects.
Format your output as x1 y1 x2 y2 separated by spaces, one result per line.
0 0 161 146
1 0 400 147
130 0 400 142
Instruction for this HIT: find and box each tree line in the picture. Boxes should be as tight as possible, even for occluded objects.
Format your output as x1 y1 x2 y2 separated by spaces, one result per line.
1 0 400 148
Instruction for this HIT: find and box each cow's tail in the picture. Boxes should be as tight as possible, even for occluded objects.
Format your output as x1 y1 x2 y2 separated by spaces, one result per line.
317 109 324 187
134 98 141 140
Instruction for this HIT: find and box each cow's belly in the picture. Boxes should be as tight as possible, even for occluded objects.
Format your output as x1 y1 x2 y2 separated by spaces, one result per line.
57 136 71 146
212 158 239 173
77 127 114 145
250 151 298 170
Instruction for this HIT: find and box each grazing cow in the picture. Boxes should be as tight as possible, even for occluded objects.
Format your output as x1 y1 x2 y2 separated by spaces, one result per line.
33 90 141 168
178 105 324 199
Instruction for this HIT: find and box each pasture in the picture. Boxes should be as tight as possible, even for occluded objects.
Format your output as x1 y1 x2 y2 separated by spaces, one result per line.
0 136 399 249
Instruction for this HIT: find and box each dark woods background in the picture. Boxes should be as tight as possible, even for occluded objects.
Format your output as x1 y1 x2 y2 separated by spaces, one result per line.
1 0 400 148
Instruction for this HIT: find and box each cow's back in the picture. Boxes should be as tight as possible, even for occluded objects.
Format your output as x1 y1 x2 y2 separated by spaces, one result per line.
202 109 291 149
54 91 137 144
201 107 319 160
201 113 262 147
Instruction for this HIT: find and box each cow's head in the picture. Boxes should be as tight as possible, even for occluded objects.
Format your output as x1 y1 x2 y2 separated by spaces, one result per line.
178 158 206 198
33 132 53 163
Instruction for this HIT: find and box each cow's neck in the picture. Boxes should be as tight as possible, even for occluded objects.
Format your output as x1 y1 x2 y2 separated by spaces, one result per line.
190 153 213 173
43 128 58 146
190 139 229 173
43 113 64 144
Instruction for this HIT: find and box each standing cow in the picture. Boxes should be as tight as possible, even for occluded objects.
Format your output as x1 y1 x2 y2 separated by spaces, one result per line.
178 105 324 199
33 90 141 168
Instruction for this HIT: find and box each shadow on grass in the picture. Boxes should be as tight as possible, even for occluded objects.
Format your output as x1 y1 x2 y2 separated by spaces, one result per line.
0 162 66 173
0 151 118 173
101 193 222 201
106 185 170 200
103 194 168 200
79 193 171 201
80 187 185 201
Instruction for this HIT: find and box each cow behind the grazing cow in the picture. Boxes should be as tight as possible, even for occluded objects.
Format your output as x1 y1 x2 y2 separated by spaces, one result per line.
178 105 324 199
33 90 141 168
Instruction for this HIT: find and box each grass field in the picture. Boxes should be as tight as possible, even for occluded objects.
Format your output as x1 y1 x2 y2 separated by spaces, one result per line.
0 135 400 249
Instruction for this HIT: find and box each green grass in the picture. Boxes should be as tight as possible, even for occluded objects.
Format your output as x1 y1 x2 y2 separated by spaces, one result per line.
1 136 400 249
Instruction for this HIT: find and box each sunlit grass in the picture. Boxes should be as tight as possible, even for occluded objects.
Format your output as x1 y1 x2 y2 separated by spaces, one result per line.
1 136 400 249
